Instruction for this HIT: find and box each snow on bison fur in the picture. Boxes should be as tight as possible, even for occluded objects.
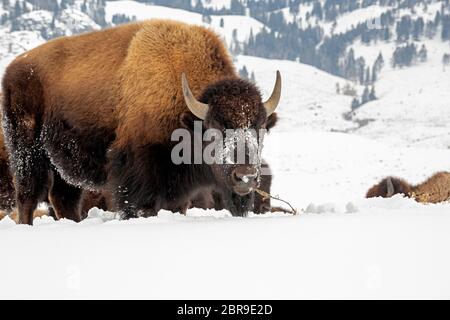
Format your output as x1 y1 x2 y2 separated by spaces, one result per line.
366 172 450 204
1 20 281 224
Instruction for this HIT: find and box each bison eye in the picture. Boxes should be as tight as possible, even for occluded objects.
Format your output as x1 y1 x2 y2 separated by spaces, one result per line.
219 120 234 130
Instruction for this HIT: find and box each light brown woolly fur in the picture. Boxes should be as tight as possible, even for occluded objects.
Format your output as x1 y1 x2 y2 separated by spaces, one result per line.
9 22 143 130
412 172 450 203
366 172 450 204
10 20 236 146
113 20 236 148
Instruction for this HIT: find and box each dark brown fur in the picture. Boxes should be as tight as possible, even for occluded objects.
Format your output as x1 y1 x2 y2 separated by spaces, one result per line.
0 94 113 221
1 20 279 224
366 172 450 203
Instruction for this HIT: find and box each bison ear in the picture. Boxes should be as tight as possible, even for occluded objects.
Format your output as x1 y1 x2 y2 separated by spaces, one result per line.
180 112 197 131
266 113 278 132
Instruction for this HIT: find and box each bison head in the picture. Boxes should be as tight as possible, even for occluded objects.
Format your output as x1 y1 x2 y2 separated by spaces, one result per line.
179 72 281 216
366 177 413 199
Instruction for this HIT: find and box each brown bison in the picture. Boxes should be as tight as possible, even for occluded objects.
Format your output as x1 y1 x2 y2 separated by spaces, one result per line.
2 99 273 222
366 172 450 203
1 20 281 224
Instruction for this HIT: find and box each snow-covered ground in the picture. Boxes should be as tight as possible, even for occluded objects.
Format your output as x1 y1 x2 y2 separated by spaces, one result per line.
2 129 450 299
1 0 450 300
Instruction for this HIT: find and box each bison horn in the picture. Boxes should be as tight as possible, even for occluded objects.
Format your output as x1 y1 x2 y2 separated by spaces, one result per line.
263 70 282 117
182 73 209 120
386 177 395 197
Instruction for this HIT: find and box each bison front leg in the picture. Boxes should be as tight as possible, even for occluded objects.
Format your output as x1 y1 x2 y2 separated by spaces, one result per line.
48 170 83 222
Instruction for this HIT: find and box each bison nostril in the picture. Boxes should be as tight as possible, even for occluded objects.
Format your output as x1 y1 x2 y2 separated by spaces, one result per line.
241 174 255 183
232 168 257 184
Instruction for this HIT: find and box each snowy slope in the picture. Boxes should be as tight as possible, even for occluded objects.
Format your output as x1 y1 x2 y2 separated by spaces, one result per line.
105 1 266 44
237 53 450 149
236 55 358 133
354 63 450 148
351 39 450 148
0 30 44 75
201 0 232 10
323 6 391 36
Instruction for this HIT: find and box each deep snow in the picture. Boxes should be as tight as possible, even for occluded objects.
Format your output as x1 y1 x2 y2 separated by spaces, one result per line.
2 130 450 299
1 0 450 300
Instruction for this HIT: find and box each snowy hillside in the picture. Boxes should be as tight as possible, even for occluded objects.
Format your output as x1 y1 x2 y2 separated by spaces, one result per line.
104 0 266 44
354 51 450 148
1 0 448 147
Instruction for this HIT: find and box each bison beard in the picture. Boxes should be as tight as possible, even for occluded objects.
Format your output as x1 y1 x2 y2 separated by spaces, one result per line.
1 20 280 224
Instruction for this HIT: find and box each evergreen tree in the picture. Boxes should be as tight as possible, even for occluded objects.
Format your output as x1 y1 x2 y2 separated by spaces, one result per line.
2 0 10 10
289 0 300 16
369 86 376 100
392 43 417 67
202 13 211 24
39 26 48 39
81 0 87 13
344 48 357 80
351 97 360 110
311 1 323 20
383 27 391 41
61 0 69 10
194 0 203 12
418 44 427 62
10 16 20 31
361 86 370 104
413 17 424 40
434 10 441 26
443 53 450 71
365 66 371 85
1 13 7 25
396 15 412 41
374 52 384 72
232 28 238 42
13 0 21 19
239 65 249 79
425 21 436 39
356 57 366 85
442 15 450 40
230 0 245 15
371 64 377 82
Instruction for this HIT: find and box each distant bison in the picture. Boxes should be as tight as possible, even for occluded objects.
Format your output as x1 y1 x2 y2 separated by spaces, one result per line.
2 20 281 224
366 172 450 203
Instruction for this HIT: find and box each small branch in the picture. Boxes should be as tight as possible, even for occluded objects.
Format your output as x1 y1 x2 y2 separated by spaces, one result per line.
255 188 298 215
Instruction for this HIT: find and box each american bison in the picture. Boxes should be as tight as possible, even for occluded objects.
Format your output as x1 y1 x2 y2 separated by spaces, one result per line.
366 172 450 203
2 100 273 222
1 20 281 224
